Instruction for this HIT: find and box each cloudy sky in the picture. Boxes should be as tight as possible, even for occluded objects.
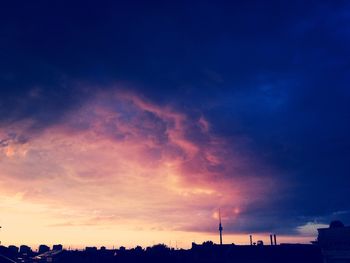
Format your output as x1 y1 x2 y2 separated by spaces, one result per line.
0 1 349 248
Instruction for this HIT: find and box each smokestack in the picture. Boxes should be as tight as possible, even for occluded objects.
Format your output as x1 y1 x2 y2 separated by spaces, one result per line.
249 235 253 246
273 234 277 245
270 234 273 245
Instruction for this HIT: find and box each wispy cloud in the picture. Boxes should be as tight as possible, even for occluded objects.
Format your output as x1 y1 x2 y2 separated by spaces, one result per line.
0 89 281 246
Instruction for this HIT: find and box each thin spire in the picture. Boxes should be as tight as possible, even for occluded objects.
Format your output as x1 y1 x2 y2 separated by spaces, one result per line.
219 209 223 245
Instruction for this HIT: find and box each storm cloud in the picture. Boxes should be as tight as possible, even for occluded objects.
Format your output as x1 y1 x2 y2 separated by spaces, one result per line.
0 0 349 247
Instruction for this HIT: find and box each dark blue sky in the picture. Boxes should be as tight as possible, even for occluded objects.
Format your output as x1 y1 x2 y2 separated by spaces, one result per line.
1 0 350 236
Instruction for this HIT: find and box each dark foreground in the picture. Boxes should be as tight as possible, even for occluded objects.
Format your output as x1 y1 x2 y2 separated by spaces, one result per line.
0 243 323 263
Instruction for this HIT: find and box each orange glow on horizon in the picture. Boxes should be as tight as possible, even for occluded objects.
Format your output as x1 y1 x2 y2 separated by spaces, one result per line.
0 90 307 248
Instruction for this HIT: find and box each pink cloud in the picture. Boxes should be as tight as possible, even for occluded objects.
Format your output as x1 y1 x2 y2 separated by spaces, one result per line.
0 90 281 246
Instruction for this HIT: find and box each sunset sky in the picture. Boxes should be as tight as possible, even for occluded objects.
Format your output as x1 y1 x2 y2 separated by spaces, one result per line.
0 1 349 249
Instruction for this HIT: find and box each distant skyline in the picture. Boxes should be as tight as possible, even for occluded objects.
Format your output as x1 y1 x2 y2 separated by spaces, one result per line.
0 1 349 248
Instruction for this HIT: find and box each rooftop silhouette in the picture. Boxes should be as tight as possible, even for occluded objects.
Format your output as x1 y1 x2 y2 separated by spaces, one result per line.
0 221 349 263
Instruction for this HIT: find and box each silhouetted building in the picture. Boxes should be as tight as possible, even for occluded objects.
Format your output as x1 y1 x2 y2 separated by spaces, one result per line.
119 246 126 252
33 249 64 263
53 244 63 251
19 245 31 254
7 246 18 254
38 244 50 254
317 220 350 263
191 241 321 263
85 246 97 252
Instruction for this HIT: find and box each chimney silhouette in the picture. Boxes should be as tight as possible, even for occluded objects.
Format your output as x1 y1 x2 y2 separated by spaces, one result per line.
273 234 277 245
249 235 253 246
270 234 273 245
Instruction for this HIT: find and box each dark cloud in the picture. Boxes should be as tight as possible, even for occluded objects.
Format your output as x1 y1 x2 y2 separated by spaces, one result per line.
1 0 350 234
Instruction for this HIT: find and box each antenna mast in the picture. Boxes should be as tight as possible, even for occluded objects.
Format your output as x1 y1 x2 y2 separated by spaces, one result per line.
219 209 223 245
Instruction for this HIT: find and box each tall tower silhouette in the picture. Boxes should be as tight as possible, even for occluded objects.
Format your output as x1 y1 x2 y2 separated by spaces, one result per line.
219 209 223 245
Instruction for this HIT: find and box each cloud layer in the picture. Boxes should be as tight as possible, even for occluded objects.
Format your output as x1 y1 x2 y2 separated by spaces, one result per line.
0 90 283 246
1 0 350 248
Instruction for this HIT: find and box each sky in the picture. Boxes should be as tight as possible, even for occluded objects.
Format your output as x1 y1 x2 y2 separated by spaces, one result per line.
0 0 350 249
